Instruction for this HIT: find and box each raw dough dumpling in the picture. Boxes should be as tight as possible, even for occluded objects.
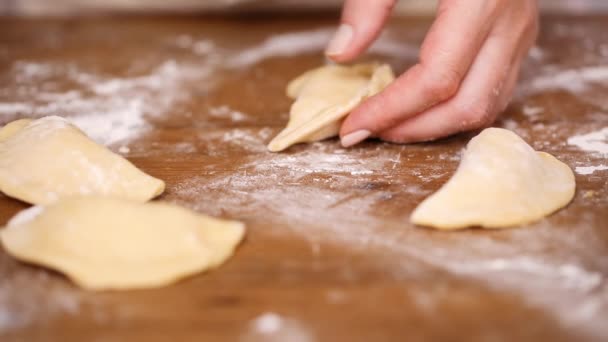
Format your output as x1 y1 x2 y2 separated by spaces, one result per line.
268 63 395 152
0 116 164 204
411 128 575 229
0 197 245 290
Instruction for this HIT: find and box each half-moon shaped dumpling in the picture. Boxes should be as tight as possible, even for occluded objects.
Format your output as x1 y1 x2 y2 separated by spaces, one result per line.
411 128 576 229
0 116 164 204
268 63 395 152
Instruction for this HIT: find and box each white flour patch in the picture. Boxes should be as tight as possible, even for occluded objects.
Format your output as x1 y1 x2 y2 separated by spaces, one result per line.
209 105 249 122
444 257 602 293
241 312 314 342
69 98 146 146
173 36 216 56
568 127 608 155
252 312 282 334
199 127 273 154
522 105 545 117
0 103 32 114
2 59 217 146
0 262 82 334
528 46 545 61
523 66 608 94
228 29 333 67
228 28 418 68
576 165 608 175
253 145 396 176
221 129 270 152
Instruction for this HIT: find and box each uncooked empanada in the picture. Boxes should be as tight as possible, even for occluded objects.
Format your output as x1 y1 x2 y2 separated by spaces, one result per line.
0 197 245 290
411 128 575 229
0 116 164 204
268 63 394 152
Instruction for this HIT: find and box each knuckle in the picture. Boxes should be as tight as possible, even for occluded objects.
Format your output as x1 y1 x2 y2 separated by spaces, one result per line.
421 67 462 103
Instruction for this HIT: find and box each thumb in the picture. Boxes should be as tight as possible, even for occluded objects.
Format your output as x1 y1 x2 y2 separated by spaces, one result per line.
325 0 396 62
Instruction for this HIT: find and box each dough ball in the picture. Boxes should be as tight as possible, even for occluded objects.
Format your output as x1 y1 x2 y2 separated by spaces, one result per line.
411 128 576 229
268 63 395 152
0 116 164 204
1 197 245 290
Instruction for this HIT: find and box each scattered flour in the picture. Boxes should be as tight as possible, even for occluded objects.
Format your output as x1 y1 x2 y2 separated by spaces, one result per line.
524 66 608 94
0 103 32 114
254 149 379 176
171 133 607 339
0 261 83 334
576 165 608 175
210 105 249 122
522 105 545 117
1 59 216 146
228 28 418 68
201 127 273 154
568 127 608 155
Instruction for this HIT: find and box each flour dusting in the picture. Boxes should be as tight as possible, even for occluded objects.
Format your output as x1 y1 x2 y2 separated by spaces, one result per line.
254 147 383 176
0 261 83 334
568 127 608 155
1 59 215 146
210 105 249 122
228 28 418 68
528 66 608 93
576 165 608 175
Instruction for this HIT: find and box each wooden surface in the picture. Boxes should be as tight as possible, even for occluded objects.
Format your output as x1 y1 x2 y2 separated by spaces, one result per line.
1 14 607 341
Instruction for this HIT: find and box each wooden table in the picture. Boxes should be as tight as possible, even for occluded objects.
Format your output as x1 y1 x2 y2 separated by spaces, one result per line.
1 14 607 341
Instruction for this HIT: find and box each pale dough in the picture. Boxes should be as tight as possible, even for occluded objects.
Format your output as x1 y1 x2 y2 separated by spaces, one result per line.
410 128 576 229
0 197 245 290
268 63 395 152
0 116 164 205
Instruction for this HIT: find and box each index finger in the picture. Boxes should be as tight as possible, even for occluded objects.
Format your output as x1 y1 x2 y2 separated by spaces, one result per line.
340 0 504 147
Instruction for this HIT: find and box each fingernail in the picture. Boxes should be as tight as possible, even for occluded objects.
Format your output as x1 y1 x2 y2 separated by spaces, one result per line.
326 24 353 56
341 130 371 148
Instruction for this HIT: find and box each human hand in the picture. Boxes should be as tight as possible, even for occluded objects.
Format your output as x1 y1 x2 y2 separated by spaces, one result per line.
325 0 539 147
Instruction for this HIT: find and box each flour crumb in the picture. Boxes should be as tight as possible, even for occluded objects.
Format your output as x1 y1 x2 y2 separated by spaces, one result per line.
522 105 544 117
118 146 131 154
210 105 248 122
253 313 282 334
241 312 314 342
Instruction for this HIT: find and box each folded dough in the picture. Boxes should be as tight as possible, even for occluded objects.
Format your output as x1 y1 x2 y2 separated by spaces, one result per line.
0 197 245 290
411 128 576 229
0 116 164 204
268 63 395 152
